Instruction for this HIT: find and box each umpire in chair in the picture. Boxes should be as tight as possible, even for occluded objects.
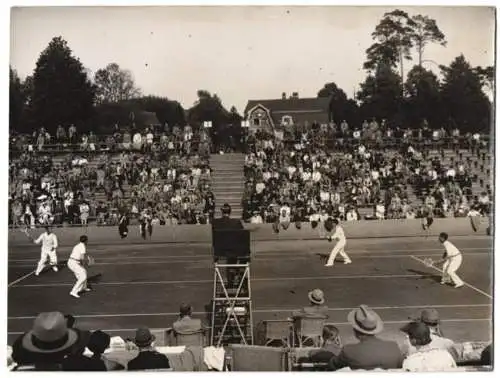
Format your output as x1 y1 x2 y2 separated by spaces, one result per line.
211 203 248 289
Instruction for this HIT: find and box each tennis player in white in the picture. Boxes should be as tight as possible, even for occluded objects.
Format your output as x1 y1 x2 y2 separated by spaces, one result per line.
325 218 352 266
67 235 92 298
32 226 59 275
437 232 464 288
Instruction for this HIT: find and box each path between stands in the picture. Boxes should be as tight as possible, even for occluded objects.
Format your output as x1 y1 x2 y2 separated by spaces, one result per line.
8 236 493 346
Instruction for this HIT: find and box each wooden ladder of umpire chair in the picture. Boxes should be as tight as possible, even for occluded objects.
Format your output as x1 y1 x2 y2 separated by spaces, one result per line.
210 263 254 347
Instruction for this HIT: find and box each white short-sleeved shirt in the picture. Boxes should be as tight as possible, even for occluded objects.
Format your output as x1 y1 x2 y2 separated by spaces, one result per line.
35 232 58 250
279 206 291 221
443 240 461 258
70 242 87 261
331 226 346 243
403 347 456 372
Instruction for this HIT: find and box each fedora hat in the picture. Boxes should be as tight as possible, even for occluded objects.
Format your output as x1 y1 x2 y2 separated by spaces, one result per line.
21 312 79 354
347 305 384 335
308 289 325 305
134 327 155 348
420 308 440 325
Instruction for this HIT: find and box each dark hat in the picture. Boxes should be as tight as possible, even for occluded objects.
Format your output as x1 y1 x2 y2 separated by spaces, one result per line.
308 289 325 305
401 321 432 346
21 312 79 354
87 330 111 354
221 203 231 215
347 305 384 335
134 327 155 348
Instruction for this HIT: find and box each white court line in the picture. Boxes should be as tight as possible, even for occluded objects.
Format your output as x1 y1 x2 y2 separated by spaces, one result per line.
410 255 493 300
8 303 492 320
8 246 493 257
8 270 36 288
7 318 491 335
9 273 430 288
8 251 491 266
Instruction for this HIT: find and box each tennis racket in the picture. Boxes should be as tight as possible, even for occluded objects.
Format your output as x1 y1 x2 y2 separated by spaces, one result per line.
20 225 33 241
86 256 95 267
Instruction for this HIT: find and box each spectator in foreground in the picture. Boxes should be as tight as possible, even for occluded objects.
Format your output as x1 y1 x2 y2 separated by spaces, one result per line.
330 305 402 371
292 289 329 320
480 344 492 366
309 324 343 365
173 303 203 336
127 327 170 371
418 309 454 350
85 330 125 371
401 322 456 372
12 312 80 371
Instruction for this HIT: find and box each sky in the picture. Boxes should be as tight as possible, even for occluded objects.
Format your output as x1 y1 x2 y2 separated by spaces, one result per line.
9 5 496 113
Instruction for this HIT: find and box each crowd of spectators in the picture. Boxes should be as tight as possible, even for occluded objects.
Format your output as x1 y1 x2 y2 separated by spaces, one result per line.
242 120 492 224
8 299 492 371
9 124 216 228
8 304 225 372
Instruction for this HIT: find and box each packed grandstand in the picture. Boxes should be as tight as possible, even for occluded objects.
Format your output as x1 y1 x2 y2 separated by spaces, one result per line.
9 122 492 229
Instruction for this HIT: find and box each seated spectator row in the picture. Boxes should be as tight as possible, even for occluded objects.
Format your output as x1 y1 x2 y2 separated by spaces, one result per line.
242 128 491 223
9 148 216 227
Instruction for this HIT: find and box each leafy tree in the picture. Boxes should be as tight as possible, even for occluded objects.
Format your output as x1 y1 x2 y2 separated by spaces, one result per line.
357 63 403 124
474 65 495 93
30 36 96 133
404 65 441 128
317 82 359 124
440 55 492 132
364 9 415 83
9 67 26 132
410 14 447 67
228 105 242 126
187 90 230 128
94 63 141 104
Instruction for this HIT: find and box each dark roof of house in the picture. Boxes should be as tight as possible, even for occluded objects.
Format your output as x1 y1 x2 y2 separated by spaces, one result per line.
244 97 331 125
245 97 330 114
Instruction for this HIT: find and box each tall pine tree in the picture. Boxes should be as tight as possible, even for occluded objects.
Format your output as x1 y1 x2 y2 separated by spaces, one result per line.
30 37 96 133
440 55 492 132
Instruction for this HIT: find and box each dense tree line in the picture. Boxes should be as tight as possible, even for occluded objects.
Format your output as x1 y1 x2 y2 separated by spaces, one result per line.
9 10 494 136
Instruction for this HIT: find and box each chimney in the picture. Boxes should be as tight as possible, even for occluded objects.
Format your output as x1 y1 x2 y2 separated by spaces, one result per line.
282 92 287 100
291 92 299 99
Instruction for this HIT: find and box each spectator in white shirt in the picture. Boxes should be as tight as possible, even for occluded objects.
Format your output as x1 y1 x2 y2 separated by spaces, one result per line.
401 322 456 372
446 167 456 179
302 169 312 182
250 211 263 224
346 207 359 221
312 169 322 183
255 181 265 195
287 165 297 179
375 201 385 220
133 132 142 150
320 189 330 203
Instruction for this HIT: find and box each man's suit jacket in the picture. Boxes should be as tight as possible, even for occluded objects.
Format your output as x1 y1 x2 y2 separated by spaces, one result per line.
173 316 203 335
331 336 403 371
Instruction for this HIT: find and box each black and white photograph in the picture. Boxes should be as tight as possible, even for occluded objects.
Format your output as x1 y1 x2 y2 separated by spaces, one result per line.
5 2 496 372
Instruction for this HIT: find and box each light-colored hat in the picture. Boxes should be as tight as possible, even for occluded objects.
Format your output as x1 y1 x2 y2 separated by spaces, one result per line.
347 305 384 335
420 308 440 325
308 289 325 305
21 312 79 354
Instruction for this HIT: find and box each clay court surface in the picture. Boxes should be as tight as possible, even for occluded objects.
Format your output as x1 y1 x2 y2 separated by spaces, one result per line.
8 232 493 346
